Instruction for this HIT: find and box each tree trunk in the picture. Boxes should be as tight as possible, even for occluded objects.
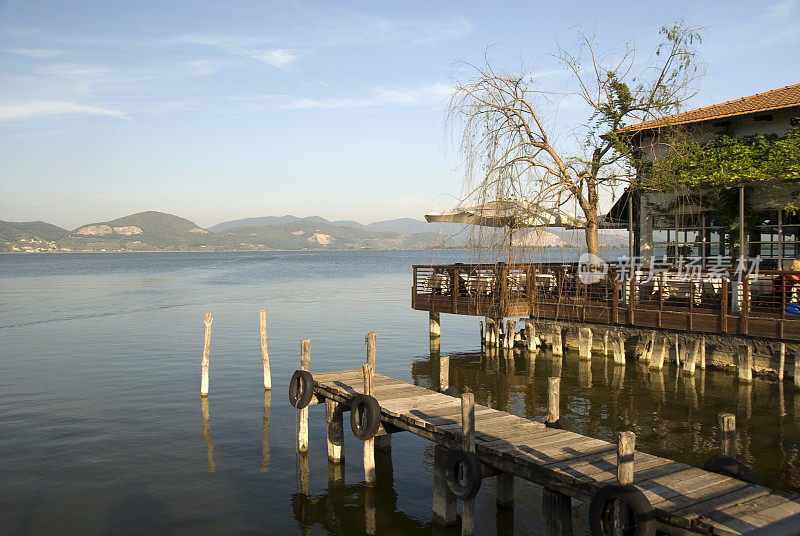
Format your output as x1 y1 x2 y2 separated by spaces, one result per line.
584 213 600 257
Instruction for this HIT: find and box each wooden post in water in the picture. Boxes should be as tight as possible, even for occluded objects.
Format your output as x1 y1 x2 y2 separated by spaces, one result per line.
683 340 699 375
506 320 516 349
325 398 344 463
778 343 786 382
649 336 666 371
612 333 626 366
578 328 592 360
439 354 450 392
617 432 635 485
543 487 572 536
551 325 563 356
259 310 271 390
200 313 213 396
699 335 707 369
298 339 311 453
432 445 457 525
738 345 753 383
719 413 737 458
363 362 376 486
547 377 560 426
430 312 441 338
604 331 610 357
525 319 536 351
461 393 476 536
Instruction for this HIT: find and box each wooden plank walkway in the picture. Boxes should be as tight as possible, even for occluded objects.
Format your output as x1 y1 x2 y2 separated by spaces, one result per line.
312 369 800 536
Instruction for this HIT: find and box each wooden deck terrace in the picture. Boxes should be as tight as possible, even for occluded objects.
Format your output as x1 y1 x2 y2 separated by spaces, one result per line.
411 263 800 342
311 368 800 535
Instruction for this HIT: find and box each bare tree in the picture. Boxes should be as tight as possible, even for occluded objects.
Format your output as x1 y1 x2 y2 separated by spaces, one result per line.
448 21 703 257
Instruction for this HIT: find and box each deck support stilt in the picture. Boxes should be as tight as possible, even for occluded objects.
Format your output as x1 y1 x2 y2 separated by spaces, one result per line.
604 331 610 357
612 333 625 366
778 343 786 381
325 398 344 463
547 377 560 426
683 340 699 375
551 325 563 356
432 445 457 526
542 488 572 536
429 312 441 338
649 336 666 370
699 335 707 369
298 339 311 453
497 473 514 509
640 332 655 362
525 320 536 351
738 345 753 383
578 328 592 360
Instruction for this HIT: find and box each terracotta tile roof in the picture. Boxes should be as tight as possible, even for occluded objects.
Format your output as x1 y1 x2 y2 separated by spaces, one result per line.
619 82 800 132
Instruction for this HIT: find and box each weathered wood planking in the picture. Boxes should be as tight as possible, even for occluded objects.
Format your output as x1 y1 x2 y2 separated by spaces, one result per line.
312 370 800 536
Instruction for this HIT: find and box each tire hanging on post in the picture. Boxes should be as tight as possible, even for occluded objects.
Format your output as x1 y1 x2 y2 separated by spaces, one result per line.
350 393 381 440
588 484 655 536
289 369 314 409
444 448 482 499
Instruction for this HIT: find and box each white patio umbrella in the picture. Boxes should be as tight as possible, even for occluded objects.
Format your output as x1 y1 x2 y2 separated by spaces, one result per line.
425 197 585 252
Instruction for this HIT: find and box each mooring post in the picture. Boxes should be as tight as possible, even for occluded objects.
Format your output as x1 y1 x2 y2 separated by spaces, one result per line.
298 339 311 453
578 327 592 360
461 393 477 536
719 413 737 459
649 336 666 370
363 363 376 486
547 377 560 426
433 445 457 525
200 313 213 396
738 345 753 383
551 324 563 356
612 333 625 366
259 310 271 390
779 343 786 382
617 431 635 485
367 332 377 368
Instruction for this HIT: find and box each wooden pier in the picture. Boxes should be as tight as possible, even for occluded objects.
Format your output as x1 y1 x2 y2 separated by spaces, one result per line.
308 367 800 536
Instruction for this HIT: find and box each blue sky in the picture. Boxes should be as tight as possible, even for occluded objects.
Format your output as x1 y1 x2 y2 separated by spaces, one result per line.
1 0 798 229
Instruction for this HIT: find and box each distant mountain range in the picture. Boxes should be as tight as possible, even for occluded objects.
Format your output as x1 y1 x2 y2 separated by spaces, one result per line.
0 211 628 253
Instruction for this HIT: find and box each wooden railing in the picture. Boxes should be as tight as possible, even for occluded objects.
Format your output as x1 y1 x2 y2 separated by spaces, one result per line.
412 263 800 342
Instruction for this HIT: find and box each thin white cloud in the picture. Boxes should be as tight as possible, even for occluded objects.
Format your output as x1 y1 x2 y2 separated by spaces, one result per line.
276 83 452 110
254 48 297 68
0 101 127 121
7 47 64 58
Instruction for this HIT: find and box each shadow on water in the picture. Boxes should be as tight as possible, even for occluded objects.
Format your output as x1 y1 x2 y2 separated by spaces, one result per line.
410 343 800 494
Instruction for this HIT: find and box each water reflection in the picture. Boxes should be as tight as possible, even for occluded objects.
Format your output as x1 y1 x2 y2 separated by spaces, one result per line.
200 396 215 472
410 345 800 493
261 390 271 472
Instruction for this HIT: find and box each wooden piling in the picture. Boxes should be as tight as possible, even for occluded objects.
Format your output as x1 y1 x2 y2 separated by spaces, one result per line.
578 328 592 360
543 488 572 536
738 345 753 383
779 343 786 381
719 413 736 459
617 431 635 485
325 398 344 463
649 336 666 370
612 333 625 366
259 310 271 390
551 325 563 356
439 354 450 392
363 362 376 486
505 320 516 349
461 392 476 536
639 332 654 362
366 332 377 368
525 320 536 351
430 312 441 338
200 313 213 396
604 331 610 357
683 340 699 375
547 377 560 426
699 335 706 369
674 334 681 366
298 339 311 453
432 445 457 525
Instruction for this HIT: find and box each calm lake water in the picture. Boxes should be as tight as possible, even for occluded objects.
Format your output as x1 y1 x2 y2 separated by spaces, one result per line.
1 250 799 535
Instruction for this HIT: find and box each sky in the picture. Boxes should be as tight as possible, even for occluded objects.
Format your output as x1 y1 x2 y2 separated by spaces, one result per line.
1 0 799 230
